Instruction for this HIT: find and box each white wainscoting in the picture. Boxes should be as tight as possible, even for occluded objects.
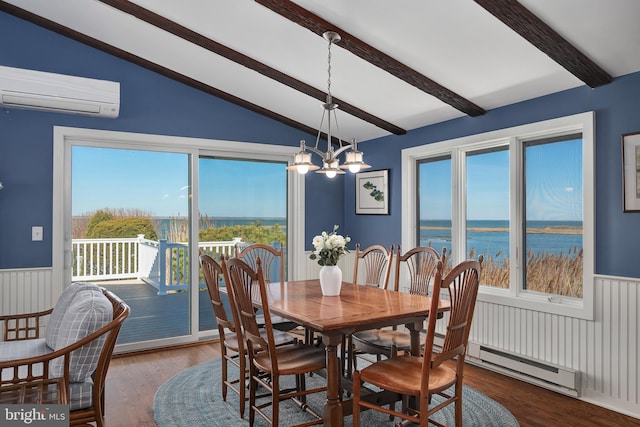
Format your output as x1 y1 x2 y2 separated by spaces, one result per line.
3 263 639 419
454 274 640 418
0 268 55 338
0 268 54 316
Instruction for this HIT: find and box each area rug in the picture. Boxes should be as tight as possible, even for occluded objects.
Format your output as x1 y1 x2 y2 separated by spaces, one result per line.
154 359 519 426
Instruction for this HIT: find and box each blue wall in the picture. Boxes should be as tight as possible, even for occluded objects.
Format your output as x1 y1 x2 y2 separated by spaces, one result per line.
2 11 640 278
0 11 343 268
345 73 640 278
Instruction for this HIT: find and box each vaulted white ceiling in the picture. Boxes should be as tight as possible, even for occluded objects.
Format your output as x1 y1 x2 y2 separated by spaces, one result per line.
3 0 639 143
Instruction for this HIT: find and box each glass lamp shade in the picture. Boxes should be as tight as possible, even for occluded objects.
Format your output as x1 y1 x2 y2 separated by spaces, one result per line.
316 158 345 178
297 164 310 174
286 150 319 174
340 149 371 173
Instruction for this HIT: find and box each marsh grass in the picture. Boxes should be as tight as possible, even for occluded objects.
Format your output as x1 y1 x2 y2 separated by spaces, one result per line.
463 247 583 298
524 247 583 298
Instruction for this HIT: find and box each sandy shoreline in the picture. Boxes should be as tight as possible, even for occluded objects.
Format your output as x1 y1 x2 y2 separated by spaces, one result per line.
421 226 582 235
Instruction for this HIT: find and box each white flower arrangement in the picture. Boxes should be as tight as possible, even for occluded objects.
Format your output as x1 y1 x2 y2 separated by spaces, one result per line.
310 225 351 266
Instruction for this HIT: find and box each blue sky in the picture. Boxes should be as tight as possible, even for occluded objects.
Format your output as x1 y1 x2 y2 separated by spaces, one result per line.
73 139 582 221
72 147 286 218
419 139 582 221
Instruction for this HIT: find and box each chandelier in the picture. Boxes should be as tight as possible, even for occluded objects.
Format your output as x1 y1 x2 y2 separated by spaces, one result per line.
287 31 370 178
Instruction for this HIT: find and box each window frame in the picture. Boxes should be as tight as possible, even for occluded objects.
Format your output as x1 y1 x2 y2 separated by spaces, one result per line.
402 112 594 320
53 126 304 351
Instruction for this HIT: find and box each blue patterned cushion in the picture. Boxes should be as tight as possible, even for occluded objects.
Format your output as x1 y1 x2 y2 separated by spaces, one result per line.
68 378 94 410
46 282 101 349
0 338 50 361
0 340 95 410
50 288 112 382
0 339 50 382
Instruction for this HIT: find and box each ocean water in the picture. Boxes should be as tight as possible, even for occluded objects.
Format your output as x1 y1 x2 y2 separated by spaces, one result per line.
420 220 582 259
154 217 581 260
198 217 286 227
154 217 286 239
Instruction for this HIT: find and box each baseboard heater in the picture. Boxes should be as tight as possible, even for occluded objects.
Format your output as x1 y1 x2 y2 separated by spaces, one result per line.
434 334 581 397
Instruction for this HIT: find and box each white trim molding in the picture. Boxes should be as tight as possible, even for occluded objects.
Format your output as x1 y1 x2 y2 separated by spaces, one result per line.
402 112 595 320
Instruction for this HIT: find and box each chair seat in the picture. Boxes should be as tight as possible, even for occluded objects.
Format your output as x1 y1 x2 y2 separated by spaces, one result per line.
352 327 426 354
68 379 94 411
222 333 241 353
359 355 456 396
256 313 299 331
253 343 326 376
0 339 51 365
271 330 297 346
224 329 295 354
1 346 94 411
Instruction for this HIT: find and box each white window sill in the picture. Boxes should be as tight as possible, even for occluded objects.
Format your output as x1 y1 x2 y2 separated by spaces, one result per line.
476 286 592 320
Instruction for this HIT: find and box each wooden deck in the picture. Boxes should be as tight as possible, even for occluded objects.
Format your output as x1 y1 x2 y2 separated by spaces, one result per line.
100 280 217 344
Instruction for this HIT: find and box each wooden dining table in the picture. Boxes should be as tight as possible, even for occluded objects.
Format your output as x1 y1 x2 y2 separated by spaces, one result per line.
262 279 450 427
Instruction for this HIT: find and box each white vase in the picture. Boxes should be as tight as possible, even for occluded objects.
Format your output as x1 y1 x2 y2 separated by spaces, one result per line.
319 265 342 296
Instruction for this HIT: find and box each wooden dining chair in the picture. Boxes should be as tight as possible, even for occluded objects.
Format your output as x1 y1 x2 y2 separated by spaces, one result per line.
235 243 298 332
200 254 293 418
235 243 285 284
351 246 446 362
200 254 248 416
352 243 394 288
352 256 483 427
344 243 394 378
223 256 327 427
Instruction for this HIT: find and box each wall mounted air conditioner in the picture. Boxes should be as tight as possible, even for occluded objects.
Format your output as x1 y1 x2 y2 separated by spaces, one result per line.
0 65 119 118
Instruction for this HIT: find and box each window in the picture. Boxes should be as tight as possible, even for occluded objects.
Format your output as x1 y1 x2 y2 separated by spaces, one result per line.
523 135 583 298
402 113 594 319
417 155 452 260
53 126 304 352
466 147 510 289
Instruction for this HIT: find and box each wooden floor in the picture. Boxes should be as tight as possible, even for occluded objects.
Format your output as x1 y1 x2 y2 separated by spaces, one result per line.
104 341 640 427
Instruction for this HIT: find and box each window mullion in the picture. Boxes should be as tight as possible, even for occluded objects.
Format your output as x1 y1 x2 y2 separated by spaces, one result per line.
510 136 522 297
451 148 466 264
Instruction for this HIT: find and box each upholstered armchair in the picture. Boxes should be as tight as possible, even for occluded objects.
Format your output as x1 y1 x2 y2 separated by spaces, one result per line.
0 282 130 427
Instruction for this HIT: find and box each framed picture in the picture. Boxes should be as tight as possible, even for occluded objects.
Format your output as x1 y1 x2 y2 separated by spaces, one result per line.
356 169 389 215
622 132 640 212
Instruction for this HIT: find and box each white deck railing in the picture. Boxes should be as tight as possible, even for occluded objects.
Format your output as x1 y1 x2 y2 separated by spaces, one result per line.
72 235 242 295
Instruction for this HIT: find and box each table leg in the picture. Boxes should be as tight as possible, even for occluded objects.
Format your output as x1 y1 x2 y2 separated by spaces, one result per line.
407 320 424 356
322 333 343 427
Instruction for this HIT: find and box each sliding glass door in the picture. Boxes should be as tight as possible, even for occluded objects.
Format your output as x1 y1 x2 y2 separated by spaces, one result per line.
54 126 303 352
197 157 287 333
71 145 192 346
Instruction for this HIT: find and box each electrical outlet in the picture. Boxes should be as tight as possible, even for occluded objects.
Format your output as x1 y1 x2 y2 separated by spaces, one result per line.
32 226 43 241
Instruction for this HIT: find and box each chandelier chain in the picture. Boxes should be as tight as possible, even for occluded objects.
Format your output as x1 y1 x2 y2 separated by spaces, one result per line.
286 31 370 177
327 36 332 101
